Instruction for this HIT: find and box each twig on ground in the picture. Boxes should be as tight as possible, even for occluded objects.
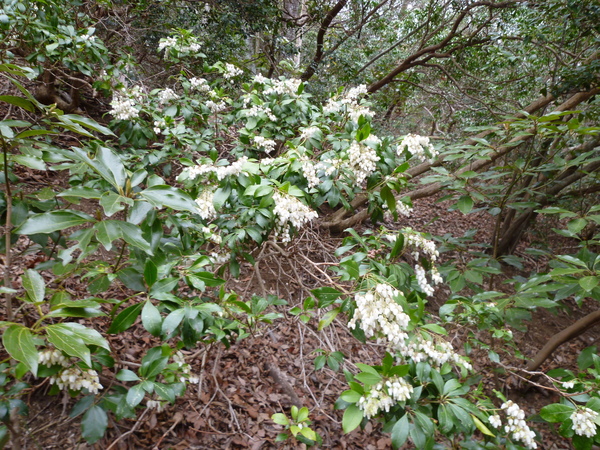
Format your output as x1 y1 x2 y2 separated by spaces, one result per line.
106 409 149 450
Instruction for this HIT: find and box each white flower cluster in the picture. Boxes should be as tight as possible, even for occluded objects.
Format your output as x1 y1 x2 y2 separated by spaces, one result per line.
253 135 277 154
299 156 320 189
346 141 380 184
206 100 226 113
158 88 179 104
39 348 69 367
210 251 230 266
109 93 139 121
158 36 202 56
300 126 320 140
190 77 212 93
384 201 413 220
571 407 598 438
387 228 442 296
348 284 410 347
357 376 413 419
158 36 177 51
223 63 243 79
397 134 438 163
153 118 166 134
246 104 277 121
498 401 537 449
172 351 199 384
50 367 103 395
253 74 269 84
323 84 374 122
263 78 302 97
398 335 472 370
272 191 318 243
348 284 471 370
185 156 249 181
201 226 222 245
195 189 217 220
489 414 502 428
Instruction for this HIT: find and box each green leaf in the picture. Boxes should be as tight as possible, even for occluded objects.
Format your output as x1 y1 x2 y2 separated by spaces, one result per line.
162 309 186 336
457 196 473 214
144 260 158 288
0 95 35 112
579 276 598 292
391 414 410 448
11 154 46 170
15 210 94 234
46 324 92 367
100 191 130 217
154 382 176 403
22 269 45 303
472 414 495 437
116 369 140 382
139 185 199 213
540 404 575 422
340 390 362 403
342 404 364 433
107 302 143 334
81 405 108 444
300 427 317 441
2 325 38 376
354 372 382 385
126 384 146 407
318 307 340 331
310 287 342 308
94 220 122 251
272 413 290 426
141 300 162 337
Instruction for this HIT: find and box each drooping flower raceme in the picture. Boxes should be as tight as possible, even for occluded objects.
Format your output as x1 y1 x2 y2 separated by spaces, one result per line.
50 367 103 395
571 407 598 438
195 189 217 220
397 134 438 163
357 376 413 419
263 78 302 97
501 401 538 449
253 135 277 154
184 156 249 182
158 88 179 105
39 348 69 367
346 141 380 184
348 284 410 347
109 92 139 121
272 191 318 243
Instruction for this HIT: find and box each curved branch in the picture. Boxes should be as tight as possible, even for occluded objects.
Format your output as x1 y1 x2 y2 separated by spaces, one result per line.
300 0 348 82
366 1 524 94
526 310 600 371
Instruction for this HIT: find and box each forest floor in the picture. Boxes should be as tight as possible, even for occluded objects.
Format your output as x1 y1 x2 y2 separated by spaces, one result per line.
0 80 596 449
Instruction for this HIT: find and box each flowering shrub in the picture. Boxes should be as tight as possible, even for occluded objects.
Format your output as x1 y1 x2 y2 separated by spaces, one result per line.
1 21 600 449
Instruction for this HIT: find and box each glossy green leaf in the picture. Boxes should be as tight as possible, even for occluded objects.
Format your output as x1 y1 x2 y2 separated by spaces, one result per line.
139 185 199 213
126 384 146 407
2 325 38 376
141 300 162 336
116 369 140 382
22 269 45 303
107 302 143 334
540 404 575 422
45 324 92 367
81 405 108 444
342 404 363 434
15 210 94 234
